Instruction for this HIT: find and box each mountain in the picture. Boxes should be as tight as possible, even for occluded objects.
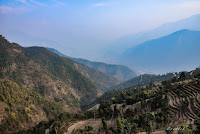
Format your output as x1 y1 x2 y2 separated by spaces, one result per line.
71 58 136 81
26 47 120 92
47 48 121 91
0 35 122 133
47 48 137 81
103 14 200 63
0 34 103 108
108 73 178 90
119 29 200 73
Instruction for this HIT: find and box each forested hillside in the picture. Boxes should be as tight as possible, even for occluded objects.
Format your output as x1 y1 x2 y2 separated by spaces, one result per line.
0 35 105 133
48 48 137 82
108 73 178 90
0 35 102 108
61 68 200 134
0 79 72 133
47 47 121 91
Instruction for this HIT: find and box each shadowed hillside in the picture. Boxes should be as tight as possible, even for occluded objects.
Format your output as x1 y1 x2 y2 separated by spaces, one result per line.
48 48 137 82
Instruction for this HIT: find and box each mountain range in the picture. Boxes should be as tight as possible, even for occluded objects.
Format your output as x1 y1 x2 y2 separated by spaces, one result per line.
1 14 200 134
119 29 200 73
103 14 200 65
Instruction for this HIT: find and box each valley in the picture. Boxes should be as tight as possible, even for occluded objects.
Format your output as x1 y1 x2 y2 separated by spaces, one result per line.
0 2 200 133
1 31 200 133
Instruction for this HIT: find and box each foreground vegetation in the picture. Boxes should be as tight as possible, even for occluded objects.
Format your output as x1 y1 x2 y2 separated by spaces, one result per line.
61 68 200 133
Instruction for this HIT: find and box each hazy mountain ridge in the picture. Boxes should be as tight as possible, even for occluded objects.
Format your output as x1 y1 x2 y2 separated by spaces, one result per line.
103 14 200 64
48 48 137 82
119 29 200 73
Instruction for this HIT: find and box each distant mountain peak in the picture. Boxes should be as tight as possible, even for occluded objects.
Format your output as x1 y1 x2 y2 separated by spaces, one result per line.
104 14 200 62
119 30 200 74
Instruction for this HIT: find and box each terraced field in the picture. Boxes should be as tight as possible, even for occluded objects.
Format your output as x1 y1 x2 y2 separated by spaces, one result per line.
167 82 200 125
63 79 200 133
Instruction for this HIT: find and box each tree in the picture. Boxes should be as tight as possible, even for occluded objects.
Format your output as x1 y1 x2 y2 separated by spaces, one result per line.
178 124 192 134
113 105 119 118
85 125 93 132
126 96 133 105
131 123 138 133
179 72 187 81
79 129 84 134
139 112 154 133
98 101 113 119
116 118 124 134
102 117 108 132
194 120 200 133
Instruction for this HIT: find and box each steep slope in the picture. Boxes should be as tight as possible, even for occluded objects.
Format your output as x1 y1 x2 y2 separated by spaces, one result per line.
0 79 45 133
103 14 200 62
47 48 121 91
47 48 137 81
120 29 200 73
73 62 120 92
72 58 137 81
0 35 101 109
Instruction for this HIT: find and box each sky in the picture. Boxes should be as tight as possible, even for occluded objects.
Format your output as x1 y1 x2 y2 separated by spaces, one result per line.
0 0 200 60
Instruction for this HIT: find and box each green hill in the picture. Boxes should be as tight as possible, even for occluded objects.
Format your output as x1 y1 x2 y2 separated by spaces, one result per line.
0 35 110 132
0 35 101 111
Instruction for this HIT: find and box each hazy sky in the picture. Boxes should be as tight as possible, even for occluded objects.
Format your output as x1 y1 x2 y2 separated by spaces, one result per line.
1 0 200 60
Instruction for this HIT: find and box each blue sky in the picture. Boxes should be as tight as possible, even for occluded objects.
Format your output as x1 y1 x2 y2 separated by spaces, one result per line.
0 0 200 59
